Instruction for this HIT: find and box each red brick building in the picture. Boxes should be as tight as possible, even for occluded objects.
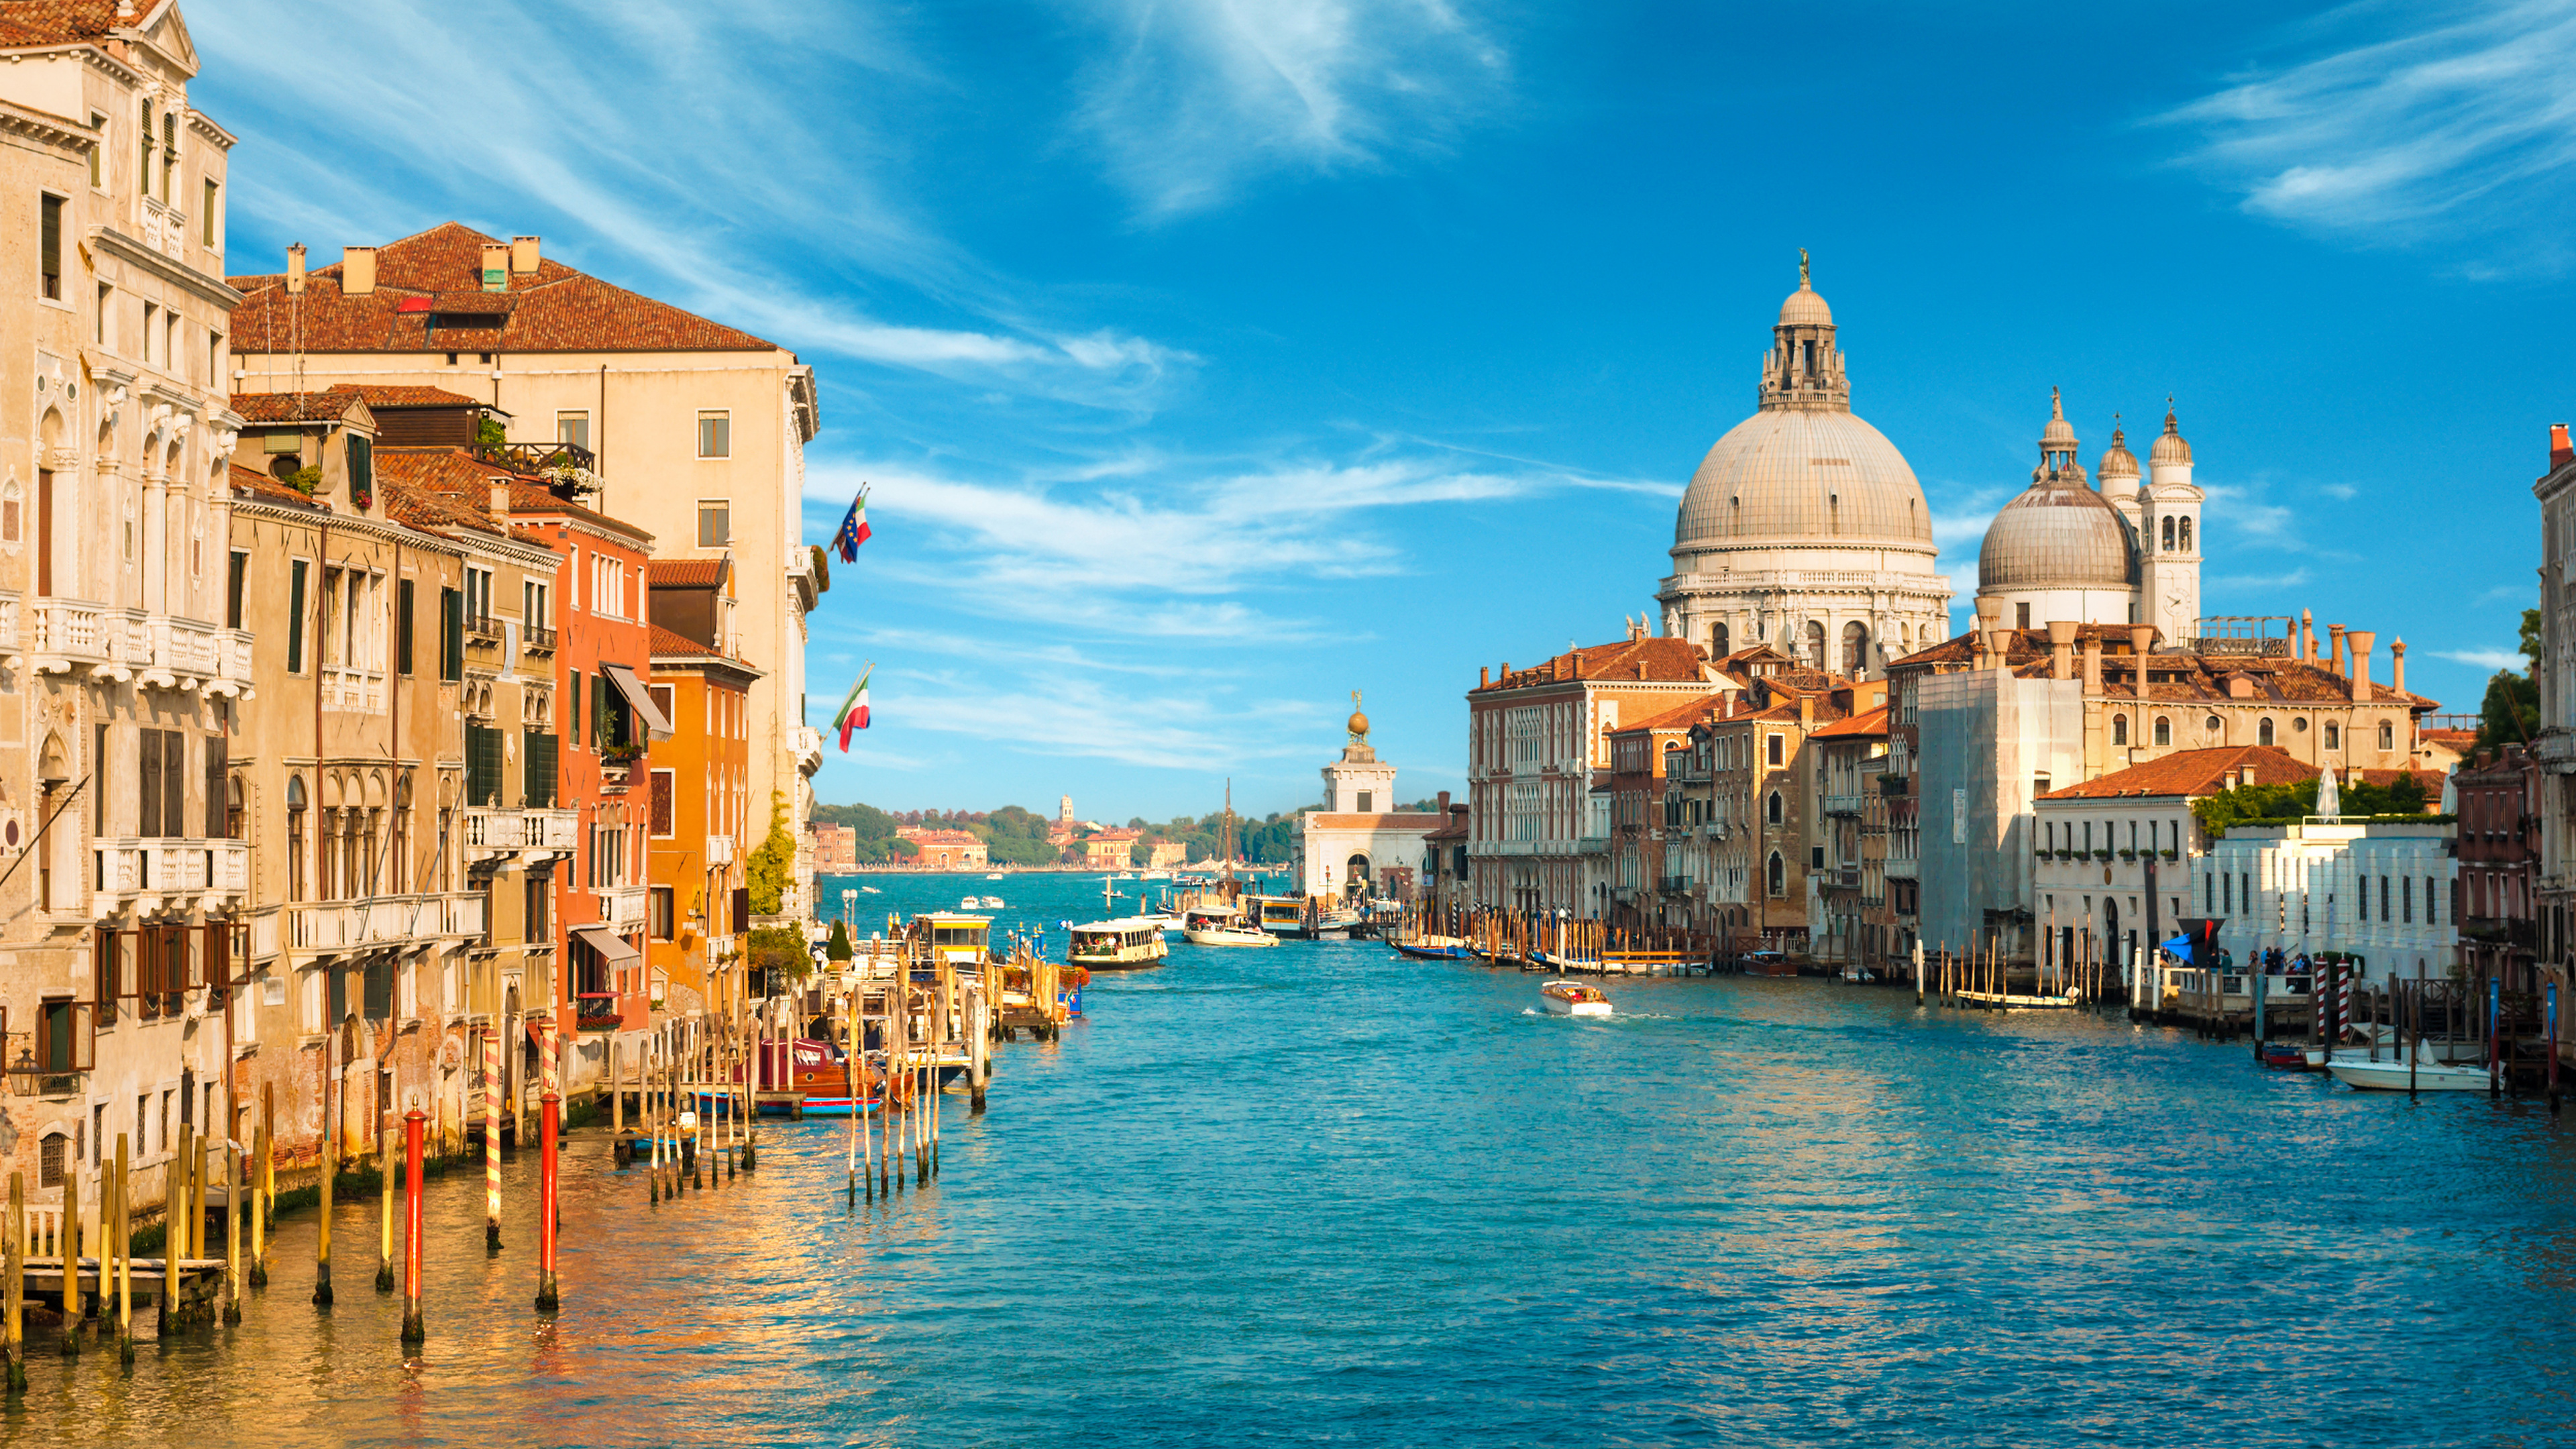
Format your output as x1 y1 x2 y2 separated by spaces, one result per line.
2456 745 2540 992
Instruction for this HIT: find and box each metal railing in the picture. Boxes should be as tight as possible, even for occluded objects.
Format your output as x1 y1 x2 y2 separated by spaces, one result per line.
522 623 559 651
1823 793 1867 817
464 614 503 643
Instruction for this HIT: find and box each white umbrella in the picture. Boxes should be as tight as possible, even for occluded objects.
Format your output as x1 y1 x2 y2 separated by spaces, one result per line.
2316 763 2341 822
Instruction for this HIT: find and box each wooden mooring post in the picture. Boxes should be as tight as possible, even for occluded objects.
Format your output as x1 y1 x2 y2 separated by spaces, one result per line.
402 1109 426 1349
484 1028 504 1250
7 1171 24 1394
114 1135 132 1362
535 1095 559 1314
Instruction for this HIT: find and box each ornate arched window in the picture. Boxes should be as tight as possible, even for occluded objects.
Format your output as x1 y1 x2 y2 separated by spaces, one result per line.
2178 517 2192 551
286 775 308 902
1766 790 1783 826
2112 714 2129 746
1802 620 1826 669
1712 622 1730 657
2153 716 2171 747
1767 851 1785 897
2258 717 2275 746
2379 720 2395 752
1841 621 1869 676
2160 516 2175 550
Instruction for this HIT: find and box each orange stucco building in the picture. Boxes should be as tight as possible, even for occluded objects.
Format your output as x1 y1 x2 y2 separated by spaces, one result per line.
645 561 757 1018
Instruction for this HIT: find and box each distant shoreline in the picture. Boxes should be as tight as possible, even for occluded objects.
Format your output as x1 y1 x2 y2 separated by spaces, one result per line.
812 864 1290 875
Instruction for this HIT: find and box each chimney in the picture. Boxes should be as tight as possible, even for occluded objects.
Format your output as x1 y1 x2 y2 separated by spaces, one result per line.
2300 608 2314 663
1437 790 1450 814
341 246 376 296
1479 666 1490 689
1799 694 1815 728
2080 635 2101 693
286 242 307 296
480 243 510 292
511 235 541 274
489 481 511 521
2392 637 2406 695
2046 619 2076 680
2329 625 2347 678
2553 423 2574 470
2349 630 2375 702
2127 623 2153 664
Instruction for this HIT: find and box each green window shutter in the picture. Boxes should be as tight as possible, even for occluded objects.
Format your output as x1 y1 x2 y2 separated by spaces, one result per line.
287 560 307 674
439 587 463 681
592 674 608 750
569 669 583 741
395 579 414 676
138 729 160 837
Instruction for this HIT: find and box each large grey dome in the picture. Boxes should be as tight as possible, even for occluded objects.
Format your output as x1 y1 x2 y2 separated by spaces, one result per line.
1977 478 2133 589
1673 407 1935 553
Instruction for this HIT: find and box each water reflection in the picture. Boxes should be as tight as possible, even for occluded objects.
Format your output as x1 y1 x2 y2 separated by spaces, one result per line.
3 892 2575 1446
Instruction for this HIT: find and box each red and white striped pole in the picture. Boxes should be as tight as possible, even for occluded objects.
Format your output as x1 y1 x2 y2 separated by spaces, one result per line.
484 1029 502 1252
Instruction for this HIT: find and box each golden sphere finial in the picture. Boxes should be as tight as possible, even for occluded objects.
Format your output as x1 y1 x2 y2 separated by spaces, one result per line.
1346 689 1369 741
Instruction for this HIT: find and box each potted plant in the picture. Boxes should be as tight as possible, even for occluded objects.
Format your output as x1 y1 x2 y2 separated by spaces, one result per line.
2093 849 2114 861
2160 848 2180 861
2118 848 2137 861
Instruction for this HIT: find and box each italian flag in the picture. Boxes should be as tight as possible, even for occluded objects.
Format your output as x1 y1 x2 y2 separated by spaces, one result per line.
835 666 873 750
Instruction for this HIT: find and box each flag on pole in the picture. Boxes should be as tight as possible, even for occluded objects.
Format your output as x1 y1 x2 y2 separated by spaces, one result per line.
833 487 873 562
833 665 873 750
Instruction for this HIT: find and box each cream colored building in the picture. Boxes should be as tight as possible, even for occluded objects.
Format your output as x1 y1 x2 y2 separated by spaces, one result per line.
225 225 824 918
1656 258 1952 676
1293 700 1444 900
0 0 252 1210
1975 392 2206 637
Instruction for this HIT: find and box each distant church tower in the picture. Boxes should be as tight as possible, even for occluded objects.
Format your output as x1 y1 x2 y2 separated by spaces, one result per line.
2139 405 2203 648
1058 794 1073 826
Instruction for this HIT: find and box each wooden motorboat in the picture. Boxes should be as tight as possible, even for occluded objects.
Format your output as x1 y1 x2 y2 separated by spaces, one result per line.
1540 981 1612 1018
1069 916 1170 971
2259 1042 2310 1071
1389 941 1469 961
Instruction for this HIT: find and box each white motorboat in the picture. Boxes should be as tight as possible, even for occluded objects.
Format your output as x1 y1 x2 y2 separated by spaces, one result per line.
958 896 979 910
2325 1053 2494 1092
860 885 881 894
1540 981 1613 1018
979 895 1006 908
984 872 1004 880
1181 904 1275 949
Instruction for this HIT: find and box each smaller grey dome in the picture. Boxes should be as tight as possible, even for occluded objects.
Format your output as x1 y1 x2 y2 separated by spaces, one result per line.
2098 423 2139 480
1978 477 2133 590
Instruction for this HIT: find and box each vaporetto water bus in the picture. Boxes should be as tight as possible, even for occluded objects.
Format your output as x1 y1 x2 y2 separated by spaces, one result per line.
1070 916 1171 971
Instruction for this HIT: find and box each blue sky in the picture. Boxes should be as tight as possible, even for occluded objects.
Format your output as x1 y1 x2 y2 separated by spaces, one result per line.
199 0 2567 820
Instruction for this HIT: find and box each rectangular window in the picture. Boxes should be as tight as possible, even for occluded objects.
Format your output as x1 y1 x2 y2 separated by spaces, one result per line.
226 549 248 629
2402 876 2413 924
88 113 104 187
287 560 308 673
525 875 551 943
395 578 414 674
346 433 372 500
569 668 584 745
141 301 155 364
201 178 218 248
696 499 729 547
648 886 675 941
524 731 557 809
1356 790 1373 812
696 411 730 459
96 283 110 345
649 769 675 837
39 193 62 300
523 579 549 630
438 586 463 681
204 736 226 840
2424 876 2437 927
557 411 589 451
138 729 162 838
464 724 504 808
648 683 674 723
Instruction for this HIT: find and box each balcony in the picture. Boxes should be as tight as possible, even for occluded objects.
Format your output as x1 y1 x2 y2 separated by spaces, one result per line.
139 197 193 260
523 623 559 654
462 807 527 859
707 833 736 865
792 725 823 775
93 839 249 914
2534 730 2576 773
1823 793 1867 818
1657 874 1693 895
1822 865 1862 891
528 808 578 852
464 614 504 646
132 616 256 694
287 893 465 953
29 599 113 673
601 884 649 932
321 665 385 714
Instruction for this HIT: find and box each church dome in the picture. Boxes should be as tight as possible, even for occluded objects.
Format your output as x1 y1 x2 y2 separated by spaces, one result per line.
2151 406 2193 466
1978 476 2132 589
2098 423 2139 481
1674 407 1933 553
1778 282 1832 327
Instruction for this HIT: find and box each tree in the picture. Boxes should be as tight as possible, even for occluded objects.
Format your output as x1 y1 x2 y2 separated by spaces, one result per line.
826 918 853 962
475 415 507 455
745 791 796 916
2472 606 2543 757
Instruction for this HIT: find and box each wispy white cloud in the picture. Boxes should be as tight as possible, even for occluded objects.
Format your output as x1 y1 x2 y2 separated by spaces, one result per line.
2202 482 2297 541
1067 0 1511 218
201 0 1189 409
2208 566 2314 590
2434 647 2524 669
885 668 1322 770
2163 0 2576 262
2478 582 2534 604
2317 482 2359 500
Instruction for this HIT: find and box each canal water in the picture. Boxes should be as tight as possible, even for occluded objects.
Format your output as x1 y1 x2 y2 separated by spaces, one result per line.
11 870 2575 1447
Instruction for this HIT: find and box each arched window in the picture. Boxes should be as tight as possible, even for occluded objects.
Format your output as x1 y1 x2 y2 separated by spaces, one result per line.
225 772 245 841
1712 623 1730 657
2179 517 2192 551
2258 718 2275 746
1766 791 1784 826
2112 714 2129 746
2160 515 2174 550
2153 716 2171 747
2325 722 2341 750
1802 620 1826 669
2379 720 2395 751
1841 621 1869 676
286 775 308 903
1767 852 1785 897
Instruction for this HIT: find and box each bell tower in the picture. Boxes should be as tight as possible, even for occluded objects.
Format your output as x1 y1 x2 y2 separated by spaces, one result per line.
2140 402 2203 649
1320 691 1397 814
1758 249 1850 413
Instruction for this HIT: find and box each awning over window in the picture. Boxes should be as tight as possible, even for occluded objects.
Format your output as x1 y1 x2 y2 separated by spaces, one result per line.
600 662 674 741
572 924 641 968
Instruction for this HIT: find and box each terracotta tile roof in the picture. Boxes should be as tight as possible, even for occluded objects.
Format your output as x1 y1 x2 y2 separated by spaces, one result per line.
1809 705 1890 739
345 384 487 410
1477 635 1709 692
372 445 645 543
229 223 777 356
1892 626 2440 710
227 461 321 508
647 558 729 588
230 388 372 425
2352 767 2449 795
1423 807 1470 843
2040 746 2315 801
898 827 982 847
647 625 715 657
0 1 129 48
1613 692 1734 736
